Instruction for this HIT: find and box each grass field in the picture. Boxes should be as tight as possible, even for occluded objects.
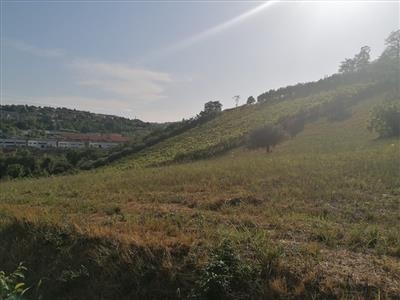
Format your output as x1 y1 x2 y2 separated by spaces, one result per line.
0 92 399 299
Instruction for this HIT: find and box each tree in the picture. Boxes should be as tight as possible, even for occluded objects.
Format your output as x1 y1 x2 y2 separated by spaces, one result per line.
338 46 370 73
339 58 356 73
354 46 371 70
201 101 222 117
381 30 400 61
379 30 400 94
246 96 256 105
247 125 285 152
280 114 306 138
368 102 400 138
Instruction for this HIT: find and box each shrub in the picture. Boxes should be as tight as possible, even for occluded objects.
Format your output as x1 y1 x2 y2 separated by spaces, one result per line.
247 125 285 152
368 102 400 138
6 164 25 178
279 113 306 138
51 159 72 174
191 240 259 300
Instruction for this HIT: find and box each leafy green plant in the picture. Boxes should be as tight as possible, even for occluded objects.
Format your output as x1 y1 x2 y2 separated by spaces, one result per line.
0 263 30 300
191 240 260 300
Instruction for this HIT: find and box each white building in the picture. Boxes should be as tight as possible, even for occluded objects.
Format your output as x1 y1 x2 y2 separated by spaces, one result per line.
57 141 85 149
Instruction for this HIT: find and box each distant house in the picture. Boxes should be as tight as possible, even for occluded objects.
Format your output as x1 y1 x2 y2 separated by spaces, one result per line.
61 133 129 149
0 133 129 149
57 141 85 149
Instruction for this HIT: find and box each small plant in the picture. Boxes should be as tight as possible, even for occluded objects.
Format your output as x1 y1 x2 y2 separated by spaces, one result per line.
0 263 30 300
349 225 382 250
191 240 259 299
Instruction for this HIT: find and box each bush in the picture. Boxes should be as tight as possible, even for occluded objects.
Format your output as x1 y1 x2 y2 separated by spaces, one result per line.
51 159 72 174
191 240 259 300
6 164 25 178
368 102 400 138
247 125 285 152
279 113 307 138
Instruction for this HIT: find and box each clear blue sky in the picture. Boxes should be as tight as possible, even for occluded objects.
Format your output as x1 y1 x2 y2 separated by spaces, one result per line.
1 1 399 122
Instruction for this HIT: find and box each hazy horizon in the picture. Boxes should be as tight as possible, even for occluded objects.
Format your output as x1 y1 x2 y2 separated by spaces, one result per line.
1 0 399 122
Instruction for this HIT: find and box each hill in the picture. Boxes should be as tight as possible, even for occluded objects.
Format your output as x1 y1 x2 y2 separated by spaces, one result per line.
0 105 162 138
117 81 383 168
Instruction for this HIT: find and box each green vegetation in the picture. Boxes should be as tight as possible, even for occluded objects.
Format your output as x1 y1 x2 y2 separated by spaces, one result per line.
0 105 161 138
246 125 285 152
0 263 30 300
0 148 104 179
368 101 400 138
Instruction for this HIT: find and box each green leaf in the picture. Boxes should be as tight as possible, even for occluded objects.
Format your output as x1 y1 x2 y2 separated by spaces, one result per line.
15 282 25 290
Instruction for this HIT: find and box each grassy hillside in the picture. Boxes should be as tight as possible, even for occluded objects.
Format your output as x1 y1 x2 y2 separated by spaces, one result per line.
0 87 399 299
116 82 381 168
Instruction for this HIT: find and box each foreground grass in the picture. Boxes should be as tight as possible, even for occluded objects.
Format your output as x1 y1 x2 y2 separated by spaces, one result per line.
0 96 399 299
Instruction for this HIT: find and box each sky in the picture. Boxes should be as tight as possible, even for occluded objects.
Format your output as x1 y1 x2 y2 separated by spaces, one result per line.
1 0 399 122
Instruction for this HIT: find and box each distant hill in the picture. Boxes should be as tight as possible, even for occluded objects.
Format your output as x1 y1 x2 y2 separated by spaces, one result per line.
0 105 163 138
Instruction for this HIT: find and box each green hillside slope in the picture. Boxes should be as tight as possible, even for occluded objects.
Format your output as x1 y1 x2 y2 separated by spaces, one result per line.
117 82 380 168
1 87 399 299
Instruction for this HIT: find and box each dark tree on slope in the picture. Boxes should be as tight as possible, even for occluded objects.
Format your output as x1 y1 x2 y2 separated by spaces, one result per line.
339 58 356 73
354 46 371 70
379 30 400 94
339 46 370 73
246 96 256 105
380 30 400 62
201 101 222 117
247 125 285 153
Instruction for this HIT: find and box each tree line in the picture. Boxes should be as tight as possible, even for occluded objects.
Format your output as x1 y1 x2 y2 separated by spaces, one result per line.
241 30 400 108
0 105 160 138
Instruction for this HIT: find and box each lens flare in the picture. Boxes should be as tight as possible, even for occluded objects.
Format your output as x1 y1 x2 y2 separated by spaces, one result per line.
139 1 278 63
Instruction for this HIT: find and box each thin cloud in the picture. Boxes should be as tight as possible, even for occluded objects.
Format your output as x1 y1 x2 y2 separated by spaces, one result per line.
140 0 278 63
4 38 66 58
69 60 173 101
